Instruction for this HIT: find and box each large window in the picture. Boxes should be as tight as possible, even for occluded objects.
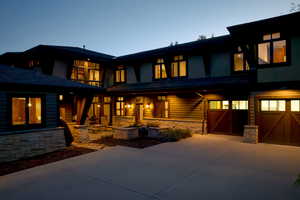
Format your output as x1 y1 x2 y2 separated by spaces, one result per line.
209 100 229 110
155 96 169 118
260 100 286 111
233 47 250 72
258 32 287 65
154 58 167 80
116 97 125 116
89 96 101 121
71 60 102 86
171 55 187 78
115 66 126 83
12 97 42 126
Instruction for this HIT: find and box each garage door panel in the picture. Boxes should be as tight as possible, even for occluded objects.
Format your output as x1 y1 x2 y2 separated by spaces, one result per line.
208 110 232 133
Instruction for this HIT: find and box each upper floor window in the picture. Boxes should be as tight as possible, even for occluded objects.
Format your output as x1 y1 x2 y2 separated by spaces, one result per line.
12 96 42 126
171 55 187 78
258 32 287 65
71 60 102 86
28 60 40 68
233 47 249 72
154 58 167 80
115 66 126 83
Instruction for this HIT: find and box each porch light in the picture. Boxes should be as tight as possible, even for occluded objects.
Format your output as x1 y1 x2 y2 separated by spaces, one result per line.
97 104 101 108
145 104 150 109
126 104 132 109
28 103 32 107
59 95 63 101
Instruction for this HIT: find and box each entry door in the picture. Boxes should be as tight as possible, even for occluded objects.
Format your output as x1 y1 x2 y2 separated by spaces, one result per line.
103 104 111 126
136 104 144 122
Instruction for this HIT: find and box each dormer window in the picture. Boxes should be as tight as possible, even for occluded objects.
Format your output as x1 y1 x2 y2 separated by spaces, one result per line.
258 32 287 65
171 55 187 78
115 66 126 83
233 47 249 72
153 58 167 80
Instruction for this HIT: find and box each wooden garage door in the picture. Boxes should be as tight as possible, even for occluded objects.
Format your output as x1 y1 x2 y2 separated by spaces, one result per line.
208 100 248 136
256 99 300 146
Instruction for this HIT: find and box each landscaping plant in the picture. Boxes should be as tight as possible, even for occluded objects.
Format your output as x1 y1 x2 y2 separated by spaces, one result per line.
295 174 300 185
162 128 192 141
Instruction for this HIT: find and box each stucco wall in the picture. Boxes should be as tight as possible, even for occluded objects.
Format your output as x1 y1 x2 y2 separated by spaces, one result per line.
140 63 153 82
210 52 231 77
52 59 68 79
126 65 137 84
188 55 206 79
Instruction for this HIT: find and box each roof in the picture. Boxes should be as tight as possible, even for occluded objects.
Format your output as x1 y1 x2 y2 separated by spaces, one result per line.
227 11 300 35
24 45 115 62
107 76 251 94
116 35 232 63
0 64 104 93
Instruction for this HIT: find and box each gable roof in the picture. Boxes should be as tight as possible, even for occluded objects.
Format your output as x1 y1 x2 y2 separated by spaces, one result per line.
0 64 104 93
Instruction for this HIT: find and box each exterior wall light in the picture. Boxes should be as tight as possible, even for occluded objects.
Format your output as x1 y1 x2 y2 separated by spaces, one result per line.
59 95 63 101
145 104 150 109
28 103 32 107
97 104 101 108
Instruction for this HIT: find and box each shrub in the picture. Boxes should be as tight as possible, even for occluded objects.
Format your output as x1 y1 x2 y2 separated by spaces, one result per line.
162 128 192 141
295 174 300 185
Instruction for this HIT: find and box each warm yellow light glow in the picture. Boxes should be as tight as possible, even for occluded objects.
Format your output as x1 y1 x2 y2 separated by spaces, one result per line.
28 103 32 107
145 104 150 109
97 104 101 108
59 95 63 101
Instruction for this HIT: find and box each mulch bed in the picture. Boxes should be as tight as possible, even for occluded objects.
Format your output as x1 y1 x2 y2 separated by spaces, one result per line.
0 146 95 176
94 137 166 149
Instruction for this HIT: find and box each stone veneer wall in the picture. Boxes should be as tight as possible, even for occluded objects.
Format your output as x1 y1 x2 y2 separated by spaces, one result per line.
142 118 207 134
112 116 136 127
0 128 66 163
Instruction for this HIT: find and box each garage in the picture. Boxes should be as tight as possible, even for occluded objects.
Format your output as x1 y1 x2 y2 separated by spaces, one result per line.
207 100 248 136
256 99 300 146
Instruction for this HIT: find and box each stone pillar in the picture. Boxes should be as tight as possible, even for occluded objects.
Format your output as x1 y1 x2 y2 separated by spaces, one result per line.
243 95 259 144
73 125 90 143
243 125 258 144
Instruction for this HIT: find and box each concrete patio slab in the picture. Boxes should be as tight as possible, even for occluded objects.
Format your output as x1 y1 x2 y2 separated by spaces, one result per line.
1 134 300 200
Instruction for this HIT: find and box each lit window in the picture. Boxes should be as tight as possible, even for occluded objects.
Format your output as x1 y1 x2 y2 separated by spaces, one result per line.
261 100 286 111
209 100 229 110
291 100 300 112
258 32 287 65
72 60 102 86
154 58 167 79
116 97 125 116
232 100 248 110
12 97 42 126
155 96 168 118
115 66 126 83
89 96 101 121
171 55 187 78
233 47 250 72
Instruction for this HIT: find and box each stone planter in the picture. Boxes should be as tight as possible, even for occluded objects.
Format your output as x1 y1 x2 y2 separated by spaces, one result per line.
148 127 160 138
73 125 90 143
113 127 139 140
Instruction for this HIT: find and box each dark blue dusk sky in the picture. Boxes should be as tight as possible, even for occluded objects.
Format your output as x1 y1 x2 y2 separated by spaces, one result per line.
0 0 297 56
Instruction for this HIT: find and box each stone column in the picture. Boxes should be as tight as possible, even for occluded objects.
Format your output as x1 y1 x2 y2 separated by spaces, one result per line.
243 94 258 144
73 125 90 143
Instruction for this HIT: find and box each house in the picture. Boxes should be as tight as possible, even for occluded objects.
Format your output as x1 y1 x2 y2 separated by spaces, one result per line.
1 11 300 150
0 64 103 162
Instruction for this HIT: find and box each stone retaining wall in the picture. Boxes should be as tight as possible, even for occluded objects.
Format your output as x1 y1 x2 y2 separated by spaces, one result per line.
112 116 135 127
0 128 66 163
142 118 207 134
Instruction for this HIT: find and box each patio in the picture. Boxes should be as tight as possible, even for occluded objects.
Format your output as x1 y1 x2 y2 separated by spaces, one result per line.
1 134 300 200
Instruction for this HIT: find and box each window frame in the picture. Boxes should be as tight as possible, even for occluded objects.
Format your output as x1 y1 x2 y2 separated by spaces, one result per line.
232 47 250 73
171 55 188 79
115 97 125 116
114 66 127 84
257 32 290 68
9 94 45 130
153 58 168 80
259 99 286 112
208 100 230 110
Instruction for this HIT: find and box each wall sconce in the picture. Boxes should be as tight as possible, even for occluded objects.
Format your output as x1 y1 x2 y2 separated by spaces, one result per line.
145 104 150 109
126 104 132 109
59 95 63 101
28 103 32 107
97 104 101 108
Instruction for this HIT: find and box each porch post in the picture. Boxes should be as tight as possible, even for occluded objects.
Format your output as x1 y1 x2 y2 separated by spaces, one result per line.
76 96 94 125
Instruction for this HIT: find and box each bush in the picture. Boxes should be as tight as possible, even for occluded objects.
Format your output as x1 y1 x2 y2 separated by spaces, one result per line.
295 174 300 185
162 128 192 141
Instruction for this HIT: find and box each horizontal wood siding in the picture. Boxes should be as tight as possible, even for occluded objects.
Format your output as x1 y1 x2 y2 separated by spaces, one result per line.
144 97 154 118
45 93 58 128
168 94 204 120
0 92 8 131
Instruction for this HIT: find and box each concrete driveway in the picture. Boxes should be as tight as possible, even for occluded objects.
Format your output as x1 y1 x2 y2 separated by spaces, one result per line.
1 134 300 200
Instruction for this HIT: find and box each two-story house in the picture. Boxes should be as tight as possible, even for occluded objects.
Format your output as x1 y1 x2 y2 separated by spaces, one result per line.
1 11 300 147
